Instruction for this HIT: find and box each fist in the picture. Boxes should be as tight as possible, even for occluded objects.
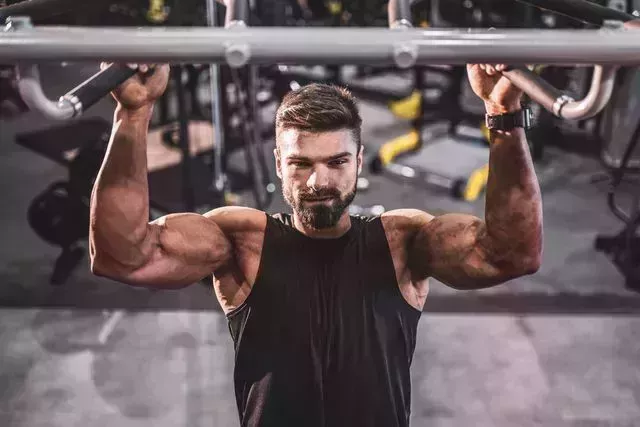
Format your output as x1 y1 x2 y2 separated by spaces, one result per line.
467 63 524 114
102 63 170 111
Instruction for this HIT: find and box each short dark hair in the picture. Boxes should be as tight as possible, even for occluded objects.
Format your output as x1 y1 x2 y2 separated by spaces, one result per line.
275 83 362 149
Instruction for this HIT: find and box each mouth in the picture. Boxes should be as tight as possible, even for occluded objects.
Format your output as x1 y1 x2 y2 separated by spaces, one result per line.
303 197 335 202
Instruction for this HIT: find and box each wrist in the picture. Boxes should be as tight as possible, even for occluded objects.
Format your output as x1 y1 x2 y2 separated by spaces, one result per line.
485 102 521 116
115 104 154 122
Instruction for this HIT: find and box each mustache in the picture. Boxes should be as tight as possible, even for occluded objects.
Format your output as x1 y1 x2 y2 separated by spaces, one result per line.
299 190 340 200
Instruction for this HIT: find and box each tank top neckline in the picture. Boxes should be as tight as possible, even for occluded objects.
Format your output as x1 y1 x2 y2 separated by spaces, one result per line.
276 213 360 244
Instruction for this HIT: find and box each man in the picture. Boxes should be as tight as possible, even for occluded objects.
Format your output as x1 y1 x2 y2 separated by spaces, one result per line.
89 61 542 426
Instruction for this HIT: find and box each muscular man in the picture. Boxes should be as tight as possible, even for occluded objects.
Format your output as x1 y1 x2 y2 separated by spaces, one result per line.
90 62 542 426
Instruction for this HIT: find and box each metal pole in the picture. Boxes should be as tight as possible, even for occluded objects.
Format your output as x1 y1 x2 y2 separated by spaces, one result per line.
1 27 639 66
174 67 196 212
514 0 636 26
206 0 227 200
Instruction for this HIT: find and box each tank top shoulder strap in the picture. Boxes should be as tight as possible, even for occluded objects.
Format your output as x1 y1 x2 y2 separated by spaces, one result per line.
267 212 294 234
353 214 387 244
226 212 291 344
354 214 401 287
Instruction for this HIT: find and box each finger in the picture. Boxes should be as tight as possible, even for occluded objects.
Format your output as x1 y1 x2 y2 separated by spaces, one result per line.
624 20 640 29
145 63 170 87
479 64 486 71
139 64 149 73
495 64 507 72
485 65 496 76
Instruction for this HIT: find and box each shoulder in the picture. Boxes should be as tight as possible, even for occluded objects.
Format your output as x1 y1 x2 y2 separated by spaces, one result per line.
381 209 434 239
203 206 267 238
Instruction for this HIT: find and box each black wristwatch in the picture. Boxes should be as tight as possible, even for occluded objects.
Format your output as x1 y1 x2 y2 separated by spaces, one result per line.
485 108 532 131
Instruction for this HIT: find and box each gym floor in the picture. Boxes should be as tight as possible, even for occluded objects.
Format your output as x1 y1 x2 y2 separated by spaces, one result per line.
1 63 639 427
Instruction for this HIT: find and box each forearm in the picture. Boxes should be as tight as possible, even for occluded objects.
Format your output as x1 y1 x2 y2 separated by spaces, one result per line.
482 124 543 271
89 105 154 268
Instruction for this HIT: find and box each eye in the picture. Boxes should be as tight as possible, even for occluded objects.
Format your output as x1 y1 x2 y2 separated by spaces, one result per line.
329 159 348 167
289 160 310 168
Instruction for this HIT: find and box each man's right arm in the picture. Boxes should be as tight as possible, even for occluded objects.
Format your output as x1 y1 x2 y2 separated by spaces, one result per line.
89 66 232 289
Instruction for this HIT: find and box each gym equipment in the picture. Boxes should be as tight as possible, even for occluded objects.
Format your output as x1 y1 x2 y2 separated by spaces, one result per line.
0 63 28 118
0 0 112 24
1 23 639 66
600 68 640 170
6 0 277 286
378 125 492 201
2 0 633 206
514 0 634 25
27 181 89 250
1 0 632 118
594 67 640 291
370 0 633 201
9 0 625 204
27 181 88 285
16 118 110 285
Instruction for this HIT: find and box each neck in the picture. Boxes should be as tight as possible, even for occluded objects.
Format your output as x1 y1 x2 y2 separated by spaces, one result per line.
292 211 352 239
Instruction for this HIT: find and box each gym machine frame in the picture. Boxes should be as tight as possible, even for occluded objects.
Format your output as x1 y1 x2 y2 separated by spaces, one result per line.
1 0 639 288
2 2 637 125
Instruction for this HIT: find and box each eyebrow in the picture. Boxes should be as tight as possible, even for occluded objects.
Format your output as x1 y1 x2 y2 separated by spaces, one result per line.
286 152 352 162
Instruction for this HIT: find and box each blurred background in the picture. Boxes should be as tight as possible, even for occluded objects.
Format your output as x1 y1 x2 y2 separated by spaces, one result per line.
1 0 640 426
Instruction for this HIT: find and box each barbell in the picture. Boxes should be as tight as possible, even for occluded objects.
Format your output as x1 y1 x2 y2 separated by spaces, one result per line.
0 0 638 122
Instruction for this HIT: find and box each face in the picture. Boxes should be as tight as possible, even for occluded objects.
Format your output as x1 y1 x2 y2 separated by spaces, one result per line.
275 128 363 230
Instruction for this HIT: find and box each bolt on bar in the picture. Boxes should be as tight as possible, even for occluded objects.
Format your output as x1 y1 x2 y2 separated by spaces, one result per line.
1 26 639 66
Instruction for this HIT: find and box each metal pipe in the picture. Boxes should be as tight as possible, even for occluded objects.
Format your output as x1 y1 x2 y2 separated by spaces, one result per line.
388 0 413 28
514 0 636 26
1 26 639 66
225 0 249 26
502 65 617 119
5 17 74 120
0 0 111 22
206 0 226 197
16 63 75 120
174 67 196 212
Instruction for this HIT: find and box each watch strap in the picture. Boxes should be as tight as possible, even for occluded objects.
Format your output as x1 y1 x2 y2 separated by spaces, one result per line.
485 108 532 131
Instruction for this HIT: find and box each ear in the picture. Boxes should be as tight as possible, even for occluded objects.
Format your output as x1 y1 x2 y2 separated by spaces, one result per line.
357 145 364 176
274 148 282 180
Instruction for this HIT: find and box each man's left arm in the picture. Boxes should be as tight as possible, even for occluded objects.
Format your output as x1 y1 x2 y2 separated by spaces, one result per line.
408 64 543 290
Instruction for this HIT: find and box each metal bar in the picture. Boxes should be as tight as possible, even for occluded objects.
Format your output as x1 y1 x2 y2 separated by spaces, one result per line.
388 0 413 28
16 62 75 120
225 0 249 25
0 0 110 22
1 27 639 66
206 0 226 198
173 67 196 212
514 0 636 26
502 65 617 119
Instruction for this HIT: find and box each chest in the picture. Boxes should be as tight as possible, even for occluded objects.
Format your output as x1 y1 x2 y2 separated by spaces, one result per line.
256 239 399 320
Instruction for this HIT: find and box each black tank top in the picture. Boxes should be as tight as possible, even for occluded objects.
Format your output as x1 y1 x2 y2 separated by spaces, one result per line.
227 213 422 427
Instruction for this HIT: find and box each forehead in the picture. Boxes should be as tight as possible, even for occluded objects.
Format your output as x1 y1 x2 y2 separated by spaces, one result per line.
278 129 357 157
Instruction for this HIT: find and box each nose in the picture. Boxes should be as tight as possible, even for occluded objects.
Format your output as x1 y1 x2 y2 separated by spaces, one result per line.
306 165 329 191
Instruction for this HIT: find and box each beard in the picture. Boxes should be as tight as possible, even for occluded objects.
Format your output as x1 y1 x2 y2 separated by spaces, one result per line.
283 183 357 230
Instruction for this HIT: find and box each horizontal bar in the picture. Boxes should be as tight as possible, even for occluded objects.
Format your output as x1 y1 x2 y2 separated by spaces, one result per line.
0 0 77 21
1 26 639 66
515 0 636 26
